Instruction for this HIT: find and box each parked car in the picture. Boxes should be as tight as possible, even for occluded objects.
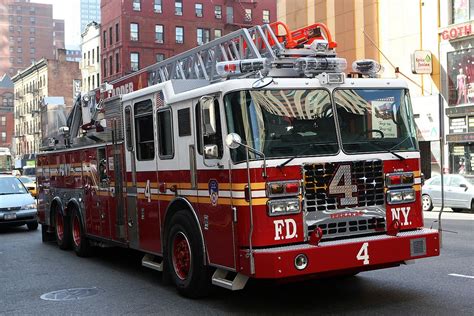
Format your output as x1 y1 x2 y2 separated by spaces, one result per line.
0 175 38 230
18 176 37 198
422 174 474 212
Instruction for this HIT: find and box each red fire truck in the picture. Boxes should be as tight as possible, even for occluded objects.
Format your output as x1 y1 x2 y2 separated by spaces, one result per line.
37 22 439 298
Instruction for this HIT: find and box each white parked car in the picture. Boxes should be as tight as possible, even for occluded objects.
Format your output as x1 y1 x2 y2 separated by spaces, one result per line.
422 174 474 212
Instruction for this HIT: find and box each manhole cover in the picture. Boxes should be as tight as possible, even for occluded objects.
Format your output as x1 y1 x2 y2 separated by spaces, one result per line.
40 287 103 301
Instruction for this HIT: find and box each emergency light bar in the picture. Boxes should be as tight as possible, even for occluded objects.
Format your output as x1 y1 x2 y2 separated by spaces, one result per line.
352 59 383 76
294 57 347 75
216 58 269 78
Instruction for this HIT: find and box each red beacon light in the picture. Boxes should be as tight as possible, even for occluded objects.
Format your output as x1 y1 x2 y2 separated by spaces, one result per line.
216 58 269 78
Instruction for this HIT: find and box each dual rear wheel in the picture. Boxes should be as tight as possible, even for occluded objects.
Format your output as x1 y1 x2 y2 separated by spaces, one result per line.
53 206 91 256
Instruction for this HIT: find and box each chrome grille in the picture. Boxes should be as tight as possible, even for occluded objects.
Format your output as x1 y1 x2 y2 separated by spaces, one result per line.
303 159 384 212
0 206 21 212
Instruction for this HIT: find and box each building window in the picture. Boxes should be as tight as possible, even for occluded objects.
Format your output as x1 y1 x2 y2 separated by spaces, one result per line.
447 48 474 106
1 116 6 126
197 28 210 45
452 0 474 24
30 48 35 54
132 0 141 11
175 0 183 15
245 9 252 22
131 52 139 71
97 46 99 62
1 132 6 142
115 23 119 42
156 53 165 62
263 10 270 23
103 30 106 48
130 23 139 41
154 0 162 13
215 5 222 19
175 26 184 43
195 3 203 17
17 47 22 53
214 29 222 39
109 56 113 76
30 17 35 24
103 58 107 77
92 49 95 64
155 25 164 43
116 52 120 73
109 26 113 45
97 73 100 86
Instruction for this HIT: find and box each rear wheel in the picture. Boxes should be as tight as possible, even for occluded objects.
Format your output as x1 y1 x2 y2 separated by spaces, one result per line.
166 210 210 298
422 194 433 211
70 208 92 257
55 208 71 250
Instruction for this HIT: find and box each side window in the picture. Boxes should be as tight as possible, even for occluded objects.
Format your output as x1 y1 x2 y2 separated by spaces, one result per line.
178 108 191 136
450 176 463 187
134 100 155 160
157 109 174 158
124 106 133 151
97 147 108 186
195 99 223 158
430 177 441 186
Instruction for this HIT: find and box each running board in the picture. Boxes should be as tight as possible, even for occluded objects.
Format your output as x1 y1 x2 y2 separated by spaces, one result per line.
142 254 163 272
211 269 249 291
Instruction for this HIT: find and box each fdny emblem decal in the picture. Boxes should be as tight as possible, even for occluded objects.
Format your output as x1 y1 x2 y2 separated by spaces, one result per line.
208 179 219 206
273 219 298 240
390 206 412 226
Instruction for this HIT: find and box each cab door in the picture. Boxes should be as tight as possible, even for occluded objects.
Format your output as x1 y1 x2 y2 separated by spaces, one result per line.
195 96 235 269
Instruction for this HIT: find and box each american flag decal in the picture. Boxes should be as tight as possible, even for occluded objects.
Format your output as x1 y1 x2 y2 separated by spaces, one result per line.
155 91 164 108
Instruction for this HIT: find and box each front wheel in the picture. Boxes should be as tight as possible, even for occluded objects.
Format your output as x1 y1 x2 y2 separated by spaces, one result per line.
70 208 92 257
422 194 433 211
27 221 38 231
166 210 210 298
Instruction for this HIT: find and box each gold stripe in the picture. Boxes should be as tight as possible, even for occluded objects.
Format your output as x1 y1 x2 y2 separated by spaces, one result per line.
128 181 267 191
135 193 268 206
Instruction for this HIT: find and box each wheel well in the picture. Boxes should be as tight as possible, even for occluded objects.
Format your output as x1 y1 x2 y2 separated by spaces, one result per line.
50 199 63 227
162 198 206 263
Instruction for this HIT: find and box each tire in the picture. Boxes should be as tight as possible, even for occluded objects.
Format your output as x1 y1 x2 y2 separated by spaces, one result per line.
27 221 38 231
422 194 433 211
166 210 210 298
70 208 92 257
55 207 71 250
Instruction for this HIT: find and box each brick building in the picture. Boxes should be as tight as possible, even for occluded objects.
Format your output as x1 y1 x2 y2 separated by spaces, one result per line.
0 0 65 78
100 0 277 83
12 49 81 157
0 74 14 150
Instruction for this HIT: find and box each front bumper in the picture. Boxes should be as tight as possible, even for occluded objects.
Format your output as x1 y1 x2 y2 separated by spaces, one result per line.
240 228 439 278
0 209 37 225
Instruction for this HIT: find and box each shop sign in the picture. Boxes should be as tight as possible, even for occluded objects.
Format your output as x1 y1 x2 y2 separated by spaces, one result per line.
440 22 473 41
450 117 467 133
446 133 474 142
411 50 432 74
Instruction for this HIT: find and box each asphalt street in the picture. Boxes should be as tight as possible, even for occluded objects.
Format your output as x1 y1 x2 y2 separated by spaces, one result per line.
1 210 473 316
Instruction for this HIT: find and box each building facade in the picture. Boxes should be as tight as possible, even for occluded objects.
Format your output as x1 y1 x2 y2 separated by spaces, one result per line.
100 0 277 83
80 21 101 92
0 0 65 77
0 74 14 150
441 1 474 176
80 0 101 33
12 49 81 157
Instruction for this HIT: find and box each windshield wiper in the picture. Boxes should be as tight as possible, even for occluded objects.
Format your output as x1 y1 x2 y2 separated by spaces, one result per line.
369 140 406 161
278 142 331 168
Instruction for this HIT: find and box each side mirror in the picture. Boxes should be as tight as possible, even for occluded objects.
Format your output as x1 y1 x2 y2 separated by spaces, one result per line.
460 183 468 191
225 133 242 149
59 126 70 135
200 96 216 136
391 103 401 125
204 145 219 159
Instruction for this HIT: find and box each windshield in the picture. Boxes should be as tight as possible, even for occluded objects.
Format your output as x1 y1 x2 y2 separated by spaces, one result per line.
224 89 339 162
19 176 34 184
0 177 28 195
334 88 417 153
23 167 36 176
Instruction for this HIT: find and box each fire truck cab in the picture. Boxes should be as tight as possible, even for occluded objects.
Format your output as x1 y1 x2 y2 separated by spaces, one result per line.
37 22 439 298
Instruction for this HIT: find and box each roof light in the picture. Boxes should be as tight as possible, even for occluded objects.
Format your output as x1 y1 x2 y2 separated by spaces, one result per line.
294 57 347 75
216 58 268 78
352 59 383 76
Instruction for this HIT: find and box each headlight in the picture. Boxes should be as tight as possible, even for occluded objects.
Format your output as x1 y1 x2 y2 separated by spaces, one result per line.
22 203 37 209
268 198 301 216
387 189 415 204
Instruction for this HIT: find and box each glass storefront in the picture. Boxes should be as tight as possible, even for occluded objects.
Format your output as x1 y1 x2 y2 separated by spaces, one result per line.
447 48 474 106
449 143 474 175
